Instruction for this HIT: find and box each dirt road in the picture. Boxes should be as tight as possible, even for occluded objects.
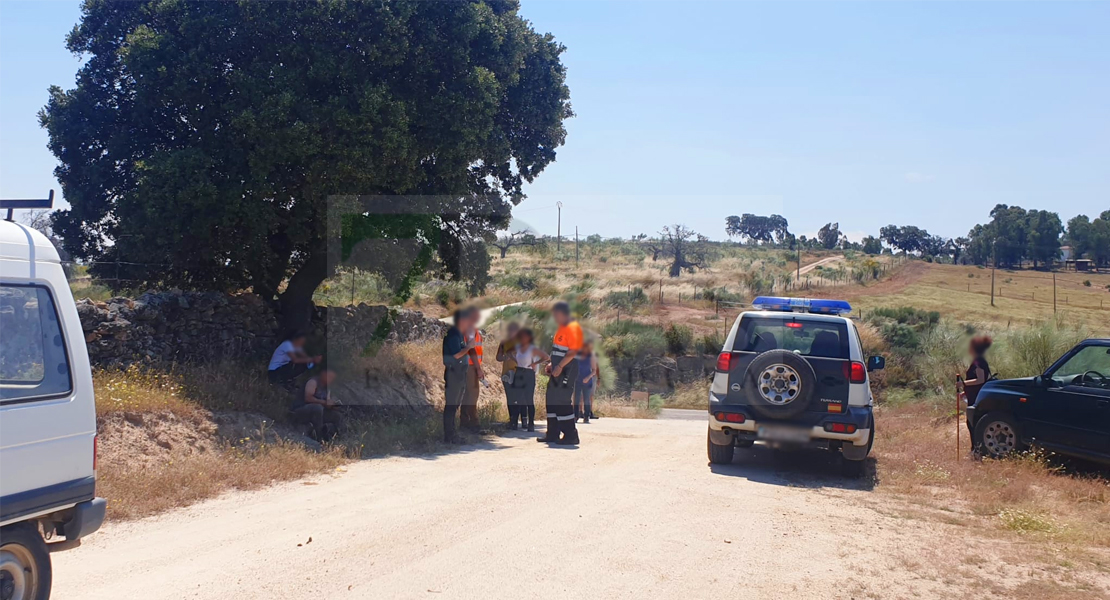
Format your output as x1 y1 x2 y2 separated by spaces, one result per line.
798 255 843 276
55 414 992 599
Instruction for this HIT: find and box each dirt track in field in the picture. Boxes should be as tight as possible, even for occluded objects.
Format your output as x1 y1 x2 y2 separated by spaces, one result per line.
53 412 1091 599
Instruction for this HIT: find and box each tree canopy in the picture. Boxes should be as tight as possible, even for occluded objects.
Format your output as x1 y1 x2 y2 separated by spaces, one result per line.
725 214 790 246
41 0 572 326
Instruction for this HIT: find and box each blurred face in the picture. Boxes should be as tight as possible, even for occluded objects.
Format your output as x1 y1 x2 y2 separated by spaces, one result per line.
519 333 532 347
321 370 336 385
292 336 307 348
553 309 570 326
507 323 520 339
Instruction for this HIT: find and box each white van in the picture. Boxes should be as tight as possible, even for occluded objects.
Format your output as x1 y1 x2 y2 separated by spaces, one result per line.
0 218 104 600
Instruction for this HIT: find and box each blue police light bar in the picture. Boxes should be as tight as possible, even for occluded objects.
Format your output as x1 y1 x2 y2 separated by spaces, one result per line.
750 296 852 315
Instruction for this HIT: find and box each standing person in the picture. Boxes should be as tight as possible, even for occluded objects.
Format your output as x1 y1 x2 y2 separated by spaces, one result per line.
289 365 344 442
957 335 993 405
575 341 600 424
511 328 548 432
443 309 477 443
461 308 486 431
267 330 322 388
539 301 583 445
496 322 522 427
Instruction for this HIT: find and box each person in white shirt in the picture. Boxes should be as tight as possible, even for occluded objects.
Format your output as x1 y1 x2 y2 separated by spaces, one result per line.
508 328 548 432
267 331 322 387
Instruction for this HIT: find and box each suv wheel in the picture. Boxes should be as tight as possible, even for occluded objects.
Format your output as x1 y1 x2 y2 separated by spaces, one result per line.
0 523 52 600
707 428 734 465
972 412 1025 459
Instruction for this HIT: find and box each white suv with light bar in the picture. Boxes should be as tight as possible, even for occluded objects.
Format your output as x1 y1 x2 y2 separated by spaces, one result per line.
706 296 885 477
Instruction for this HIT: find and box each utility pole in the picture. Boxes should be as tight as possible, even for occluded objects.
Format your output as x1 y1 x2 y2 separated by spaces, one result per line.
990 243 996 307
556 201 563 252
575 226 579 268
1052 271 1057 314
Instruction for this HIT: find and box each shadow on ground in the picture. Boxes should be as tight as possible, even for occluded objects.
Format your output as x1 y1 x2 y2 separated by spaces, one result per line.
709 444 877 491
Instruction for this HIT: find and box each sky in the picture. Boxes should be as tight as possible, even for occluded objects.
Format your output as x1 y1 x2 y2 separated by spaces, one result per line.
1 1 1107 242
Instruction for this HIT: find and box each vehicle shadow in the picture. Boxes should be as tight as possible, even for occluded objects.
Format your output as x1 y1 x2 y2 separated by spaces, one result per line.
709 444 876 491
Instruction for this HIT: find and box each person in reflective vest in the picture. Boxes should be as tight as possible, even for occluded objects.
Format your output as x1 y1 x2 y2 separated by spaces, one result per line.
538 301 583 445
461 318 485 431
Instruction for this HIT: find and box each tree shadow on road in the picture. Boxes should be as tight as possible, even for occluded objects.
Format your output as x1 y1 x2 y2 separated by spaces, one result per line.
709 444 876 491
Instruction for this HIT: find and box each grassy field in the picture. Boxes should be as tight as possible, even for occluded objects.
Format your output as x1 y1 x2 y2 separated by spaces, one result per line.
850 261 1110 330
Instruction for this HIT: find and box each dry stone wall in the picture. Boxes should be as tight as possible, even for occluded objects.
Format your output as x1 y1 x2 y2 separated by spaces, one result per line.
76 291 446 366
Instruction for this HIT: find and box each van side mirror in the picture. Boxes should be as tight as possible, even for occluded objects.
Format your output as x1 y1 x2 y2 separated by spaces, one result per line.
867 356 885 372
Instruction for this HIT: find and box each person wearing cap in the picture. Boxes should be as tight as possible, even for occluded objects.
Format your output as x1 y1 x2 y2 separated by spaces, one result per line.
538 301 583 445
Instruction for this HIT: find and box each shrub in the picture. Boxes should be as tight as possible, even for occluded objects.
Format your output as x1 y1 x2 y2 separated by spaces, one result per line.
1083 280 1091 287
701 287 743 303
603 287 649 311
992 318 1090 379
601 320 666 359
699 330 724 355
664 324 694 355
433 283 467 307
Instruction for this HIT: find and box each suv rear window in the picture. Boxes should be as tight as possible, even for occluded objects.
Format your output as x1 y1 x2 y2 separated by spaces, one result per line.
0 284 72 402
733 316 850 359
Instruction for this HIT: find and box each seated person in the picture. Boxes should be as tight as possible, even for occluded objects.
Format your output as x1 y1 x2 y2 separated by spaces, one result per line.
290 365 343 442
267 331 322 386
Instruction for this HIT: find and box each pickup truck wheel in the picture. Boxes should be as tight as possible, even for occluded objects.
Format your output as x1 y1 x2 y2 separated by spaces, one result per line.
0 523 51 600
707 429 735 464
972 412 1025 459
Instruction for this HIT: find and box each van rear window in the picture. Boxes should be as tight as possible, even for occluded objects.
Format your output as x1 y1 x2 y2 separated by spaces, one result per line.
733 317 849 359
0 285 72 402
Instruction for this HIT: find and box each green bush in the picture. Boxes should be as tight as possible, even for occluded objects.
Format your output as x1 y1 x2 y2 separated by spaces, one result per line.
701 287 743 303
434 283 467 307
601 320 666 359
699 330 724 355
992 318 1090 379
603 287 649 311
664 324 694 355
1083 280 1091 287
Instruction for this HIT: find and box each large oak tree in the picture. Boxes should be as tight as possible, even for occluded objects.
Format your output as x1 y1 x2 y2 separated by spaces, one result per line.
41 0 571 327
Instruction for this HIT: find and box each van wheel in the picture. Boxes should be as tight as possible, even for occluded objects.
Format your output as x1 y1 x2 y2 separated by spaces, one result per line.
707 429 735 464
0 523 52 600
972 412 1025 459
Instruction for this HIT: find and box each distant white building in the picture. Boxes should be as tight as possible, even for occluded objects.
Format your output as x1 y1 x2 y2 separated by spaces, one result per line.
1059 245 1072 262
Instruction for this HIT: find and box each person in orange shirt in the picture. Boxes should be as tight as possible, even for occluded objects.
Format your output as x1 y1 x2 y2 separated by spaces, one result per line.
539 301 583 445
461 308 485 431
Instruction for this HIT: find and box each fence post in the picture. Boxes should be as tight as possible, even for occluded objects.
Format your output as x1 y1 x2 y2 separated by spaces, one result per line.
715 300 719 316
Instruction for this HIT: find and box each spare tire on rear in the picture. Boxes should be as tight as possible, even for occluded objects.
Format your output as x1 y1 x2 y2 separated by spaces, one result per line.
742 349 817 420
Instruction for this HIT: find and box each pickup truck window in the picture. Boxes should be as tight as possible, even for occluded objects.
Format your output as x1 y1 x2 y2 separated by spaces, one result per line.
1050 345 1110 387
0 284 72 402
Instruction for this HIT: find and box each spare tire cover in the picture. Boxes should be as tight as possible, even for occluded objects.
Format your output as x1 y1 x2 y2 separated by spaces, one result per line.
742 349 818 420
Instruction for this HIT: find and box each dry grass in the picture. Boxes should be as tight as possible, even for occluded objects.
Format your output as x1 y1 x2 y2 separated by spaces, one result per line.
852 262 1110 329
98 440 348 520
875 402 1110 552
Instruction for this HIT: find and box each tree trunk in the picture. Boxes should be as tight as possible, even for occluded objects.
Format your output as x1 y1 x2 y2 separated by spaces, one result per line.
499 246 508 259
278 249 329 335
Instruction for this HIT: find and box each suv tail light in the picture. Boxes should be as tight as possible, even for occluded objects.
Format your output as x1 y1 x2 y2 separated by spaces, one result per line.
842 361 866 384
715 412 745 424
824 422 857 434
716 352 733 372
